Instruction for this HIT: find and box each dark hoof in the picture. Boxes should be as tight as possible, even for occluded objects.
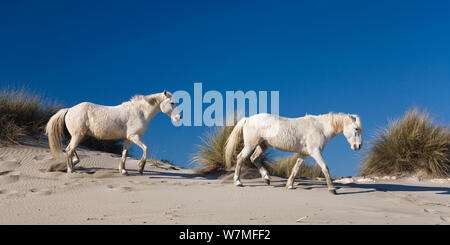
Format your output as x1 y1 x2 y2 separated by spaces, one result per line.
234 181 244 187
138 166 144 175
329 189 337 195
264 179 270 186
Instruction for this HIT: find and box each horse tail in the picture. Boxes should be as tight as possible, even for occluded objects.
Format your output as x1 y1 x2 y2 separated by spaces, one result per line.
46 108 69 160
225 117 247 169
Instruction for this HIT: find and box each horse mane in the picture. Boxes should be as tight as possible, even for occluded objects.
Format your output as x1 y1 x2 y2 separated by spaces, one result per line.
130 95 146 102
327 112 362 134
130 93 164 105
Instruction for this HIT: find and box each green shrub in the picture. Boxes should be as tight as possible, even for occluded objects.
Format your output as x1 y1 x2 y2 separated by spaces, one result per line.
360 108 449 178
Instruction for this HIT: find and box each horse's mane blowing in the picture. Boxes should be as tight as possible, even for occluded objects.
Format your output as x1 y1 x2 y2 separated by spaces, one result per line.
129 93 167 106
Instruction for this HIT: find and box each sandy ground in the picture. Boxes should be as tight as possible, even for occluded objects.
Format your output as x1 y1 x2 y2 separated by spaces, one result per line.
0 142 449 225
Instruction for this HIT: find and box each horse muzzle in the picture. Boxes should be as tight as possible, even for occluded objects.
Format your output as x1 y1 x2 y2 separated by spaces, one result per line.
352 143 362 151
172 114 182 122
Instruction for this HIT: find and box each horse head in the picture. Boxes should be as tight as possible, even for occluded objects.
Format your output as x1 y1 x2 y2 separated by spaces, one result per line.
159 90 181 123
342 114 363 151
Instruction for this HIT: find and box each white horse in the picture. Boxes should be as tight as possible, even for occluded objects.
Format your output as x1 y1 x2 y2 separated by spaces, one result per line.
225 112 362 194
45 90 181 175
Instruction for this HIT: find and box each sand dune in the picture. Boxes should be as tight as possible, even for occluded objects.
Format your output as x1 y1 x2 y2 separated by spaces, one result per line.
0 141 448 225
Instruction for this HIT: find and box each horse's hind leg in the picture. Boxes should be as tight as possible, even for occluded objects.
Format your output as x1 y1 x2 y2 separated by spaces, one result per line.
234 145 255 187
65 134 83 173
129 135 148 175
119 139 131 175
250 144 271 185
286 155 306 189
72 150 80 166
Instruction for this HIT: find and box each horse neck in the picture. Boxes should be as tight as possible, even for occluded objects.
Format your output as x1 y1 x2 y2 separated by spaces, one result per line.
146 103 162 120
317 113 346 139
135 98 162 122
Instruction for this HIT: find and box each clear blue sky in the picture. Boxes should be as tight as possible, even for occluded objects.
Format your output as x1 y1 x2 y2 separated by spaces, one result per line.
1 0 449 176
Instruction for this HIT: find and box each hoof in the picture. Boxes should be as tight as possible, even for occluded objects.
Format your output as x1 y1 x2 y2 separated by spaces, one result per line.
137 163 145 175
264 178 270 186
120 170 128 176
329 189 337 195
286 185 295 190
234 181 244 187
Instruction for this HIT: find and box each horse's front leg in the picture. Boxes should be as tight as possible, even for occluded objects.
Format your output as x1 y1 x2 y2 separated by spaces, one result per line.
129 135 148 175
119 139 131 175
311 151 336 194
286 156 305 189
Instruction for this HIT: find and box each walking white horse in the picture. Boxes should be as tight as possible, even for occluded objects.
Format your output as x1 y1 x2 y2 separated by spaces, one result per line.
225 112 362 194
45 90 181 174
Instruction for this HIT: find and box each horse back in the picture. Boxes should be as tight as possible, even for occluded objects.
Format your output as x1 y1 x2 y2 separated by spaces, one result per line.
65 102 129 140
244 113 320 154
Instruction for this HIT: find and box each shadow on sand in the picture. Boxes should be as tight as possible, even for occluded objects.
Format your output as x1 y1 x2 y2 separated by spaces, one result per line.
69 165 450 195
145 170 450 195
335 182 450 195
290 180 450 195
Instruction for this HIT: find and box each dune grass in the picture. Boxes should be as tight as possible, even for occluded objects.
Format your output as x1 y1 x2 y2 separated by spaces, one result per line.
0 87 60 144
360 108 449 178
268 153 324 179
192 125 271 174
0 86 123 154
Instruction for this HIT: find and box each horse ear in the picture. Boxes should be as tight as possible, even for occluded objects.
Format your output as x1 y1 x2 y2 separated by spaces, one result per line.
163 90 168 96
349 115 356 122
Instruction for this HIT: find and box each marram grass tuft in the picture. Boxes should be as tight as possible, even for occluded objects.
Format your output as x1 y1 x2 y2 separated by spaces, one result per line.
0 87 60 144
360 108 449 178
